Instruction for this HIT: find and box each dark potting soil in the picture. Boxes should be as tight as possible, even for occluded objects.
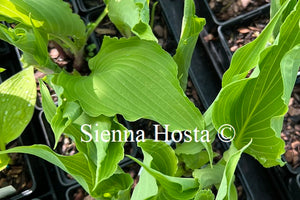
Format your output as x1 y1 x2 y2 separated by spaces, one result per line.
94 15 122 40
70 187 95 200
122 162 141 191
35 70 57 109
224 15 269 52
208 0 269 21
150 1 177 55
282 85 300 169
0 141 32 197
91 1 177 55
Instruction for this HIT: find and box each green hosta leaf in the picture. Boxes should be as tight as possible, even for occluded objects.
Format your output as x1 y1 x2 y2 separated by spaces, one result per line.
140 140 178 176
84 116 127 196
216 140 252 200
0 67 36 150
194 189 215 200
40 78 130 198
51 101 82 148
40 77 97 169
0 144 132 199
94 168 133 200
173 0 205 90
130 140 199 200
54 36 204 132
212 1 300 167
270 0 296 39
40 79 82 148
222 0 293 87
0 145 92 192
175 109 216 168
39 79 56 121
131 167 158 200
129 156 198 199
0 0 86 50
179 150 217 170
106 0 157 41
0 68 5 73
0 24 59 73
175 141 204 155
0 154 9 171
193 164 224 189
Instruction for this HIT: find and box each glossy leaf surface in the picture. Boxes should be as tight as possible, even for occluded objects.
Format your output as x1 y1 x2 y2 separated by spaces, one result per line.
54 36 204 132
212 1 300 167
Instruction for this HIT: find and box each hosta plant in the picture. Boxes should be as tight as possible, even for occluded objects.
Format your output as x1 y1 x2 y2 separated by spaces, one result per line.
0 0 300 199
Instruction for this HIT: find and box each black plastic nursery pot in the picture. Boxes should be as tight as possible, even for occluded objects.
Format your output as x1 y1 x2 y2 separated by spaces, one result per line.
218 5 270 61
217 6 300 199
160 0 298 200
76 0 105 13
159 0 221 110
0 42 22 83
65 0 79 14
0 119 57 200
0 42 57 200
203 0 270 26
0 138 36 200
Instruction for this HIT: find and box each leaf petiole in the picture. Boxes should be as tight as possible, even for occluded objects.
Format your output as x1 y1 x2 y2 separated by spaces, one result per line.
86 6 109 39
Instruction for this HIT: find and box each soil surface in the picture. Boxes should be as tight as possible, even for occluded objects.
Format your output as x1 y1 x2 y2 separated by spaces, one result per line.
282 85 300 169
0 141 32 197
94 14 122 41
151 1 177 55
224 15 269 52
208 0 269 21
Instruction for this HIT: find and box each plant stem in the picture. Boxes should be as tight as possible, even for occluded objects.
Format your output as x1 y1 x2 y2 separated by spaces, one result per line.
150 1 159 29
86 6 109 38
72 47 87 73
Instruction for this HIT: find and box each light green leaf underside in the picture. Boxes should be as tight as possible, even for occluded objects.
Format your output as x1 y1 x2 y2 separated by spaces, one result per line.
55 36 204 131
179 150 217 170
94 169 133 200
173 0 205 90
131 167 158 200
216 141 252 200
212 1 300 167
193 164 224 189
62 114 131 199
129 156 198 200
139 140 178 176
107 0 156 41
51 101 82 148
221 0 292 87
0 67 36 148
129 140 199 199
0 0 86 49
